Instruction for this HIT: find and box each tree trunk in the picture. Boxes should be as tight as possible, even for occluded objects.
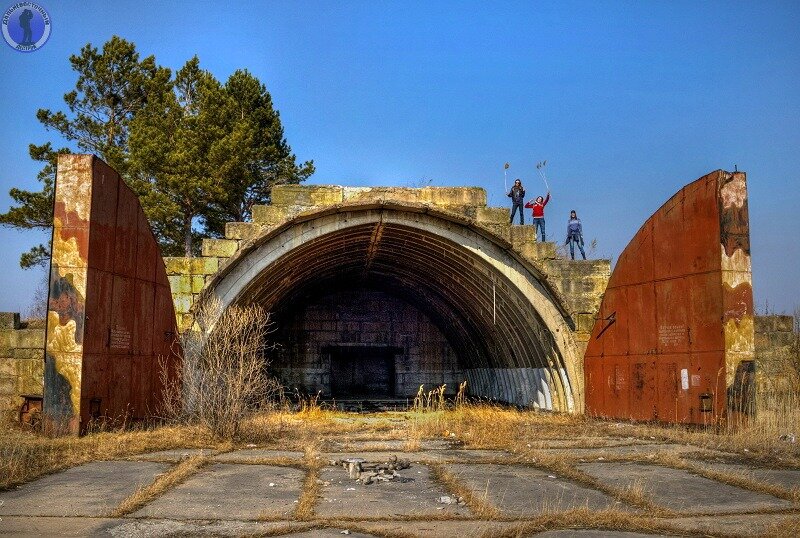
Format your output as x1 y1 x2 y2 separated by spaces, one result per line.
183 214 193 257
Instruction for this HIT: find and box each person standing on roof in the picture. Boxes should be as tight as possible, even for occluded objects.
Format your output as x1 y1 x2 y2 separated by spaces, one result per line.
565 210 586 260
525 191 550 241
507 179 525 225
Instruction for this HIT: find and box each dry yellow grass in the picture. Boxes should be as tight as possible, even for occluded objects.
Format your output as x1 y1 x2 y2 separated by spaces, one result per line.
0 424 215 490
294 464 322 520
763 516 800 538
111 455 209 516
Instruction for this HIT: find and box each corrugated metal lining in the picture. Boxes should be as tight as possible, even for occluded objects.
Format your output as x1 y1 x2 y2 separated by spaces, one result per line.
229 219 571 409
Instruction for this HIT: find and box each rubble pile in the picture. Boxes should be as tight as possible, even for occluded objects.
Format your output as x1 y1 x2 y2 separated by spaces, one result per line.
329 454 412 485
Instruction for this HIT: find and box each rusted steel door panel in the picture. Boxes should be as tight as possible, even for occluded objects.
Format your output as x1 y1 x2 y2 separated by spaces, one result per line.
45 155 181 434
584 170 754 425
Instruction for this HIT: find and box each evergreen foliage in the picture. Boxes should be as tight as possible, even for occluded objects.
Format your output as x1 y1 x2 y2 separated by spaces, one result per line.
0 36 313 263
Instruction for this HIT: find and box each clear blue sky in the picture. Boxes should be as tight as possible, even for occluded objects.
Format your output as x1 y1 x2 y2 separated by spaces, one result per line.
1 1 798 315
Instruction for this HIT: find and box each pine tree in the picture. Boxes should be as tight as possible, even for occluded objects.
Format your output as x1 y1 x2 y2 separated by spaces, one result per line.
0 143 69 268
128 57 226 256
200 69 314 237
3 38 313 263
0 36 171 268
36 35 171 175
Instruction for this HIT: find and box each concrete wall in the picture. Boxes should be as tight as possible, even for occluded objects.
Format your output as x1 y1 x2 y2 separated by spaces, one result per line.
754 315 798 405
0 313 45 423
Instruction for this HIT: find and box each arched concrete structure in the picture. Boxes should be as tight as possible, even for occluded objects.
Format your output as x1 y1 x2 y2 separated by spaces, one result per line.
203 202 583 412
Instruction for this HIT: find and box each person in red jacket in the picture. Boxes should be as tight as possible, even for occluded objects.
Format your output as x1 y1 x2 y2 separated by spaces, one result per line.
525 191 550 241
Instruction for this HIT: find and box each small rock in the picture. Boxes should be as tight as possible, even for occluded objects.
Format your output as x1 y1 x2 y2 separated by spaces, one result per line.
597 457 605 461
268 483 276 487
341 530 350 535
439 495 456 504
547 475 557 479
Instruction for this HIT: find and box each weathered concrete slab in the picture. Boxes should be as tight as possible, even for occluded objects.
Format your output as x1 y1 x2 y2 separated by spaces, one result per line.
526 437 653 449
435 449 513 462
322 451 432 463
214 448 305 462
322 449 511 464
666 513 800 536
448 463 622 516
0 461 168 517
131 463 303 520
536 443 712 459
315 464 468 518
130 448 218 462
577 462 791 514
352 520 520 537
285 530 377 537
0 518 333 537
0 516 130 537
691 461 800 492
327 439 452 451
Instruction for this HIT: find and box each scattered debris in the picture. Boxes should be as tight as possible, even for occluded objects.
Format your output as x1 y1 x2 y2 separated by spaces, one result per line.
329 454 413 485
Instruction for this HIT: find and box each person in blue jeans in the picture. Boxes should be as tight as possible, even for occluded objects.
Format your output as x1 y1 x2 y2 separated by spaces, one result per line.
507 179 525 225
525 191 550 241
565 210 586 260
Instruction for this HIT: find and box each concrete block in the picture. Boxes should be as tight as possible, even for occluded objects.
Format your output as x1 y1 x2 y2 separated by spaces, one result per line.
271 185 344 207
12 329 45 349
0 331 12 354
172 294 194 315
168 275 192 295
476 207 509 224
163 257 190 276
189 257 219 275
0 376 14 394
0 312 21 330
225 222 263 241
575 313 596 333
12 348 44 360
420 186 486 207
190 276 205 294
479 223 510 241
201 239 238 258
510 225 536 246
344 187 420 204
251 205 290 226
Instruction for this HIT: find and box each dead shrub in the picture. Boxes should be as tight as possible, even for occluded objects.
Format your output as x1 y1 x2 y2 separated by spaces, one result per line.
160 298 282 440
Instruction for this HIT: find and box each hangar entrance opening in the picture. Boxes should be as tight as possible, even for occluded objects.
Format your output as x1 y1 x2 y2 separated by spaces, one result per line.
205 206 582 412
270 288 463 400
328 346 399 398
